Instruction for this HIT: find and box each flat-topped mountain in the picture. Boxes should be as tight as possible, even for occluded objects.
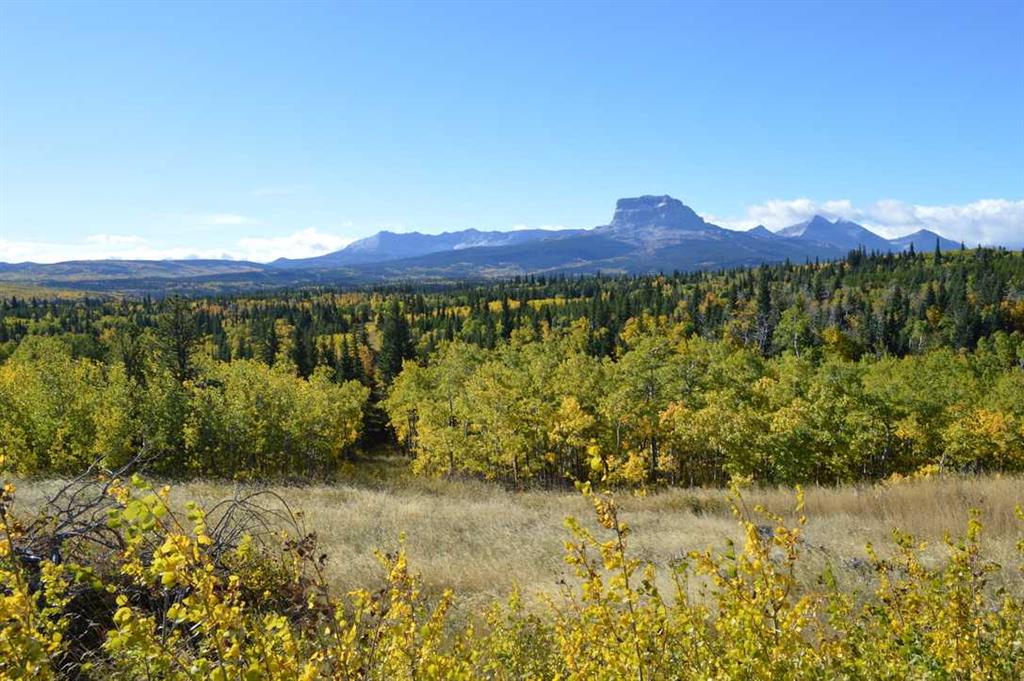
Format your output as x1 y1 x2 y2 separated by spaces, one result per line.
590 195 724 251
0 194 977 293
602 195 713 233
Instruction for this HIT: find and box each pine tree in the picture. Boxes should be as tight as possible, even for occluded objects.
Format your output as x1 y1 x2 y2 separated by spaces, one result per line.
157 296 199 383
291 317 314 378
338 336 355 380
255 319 278 366
378 300 413 384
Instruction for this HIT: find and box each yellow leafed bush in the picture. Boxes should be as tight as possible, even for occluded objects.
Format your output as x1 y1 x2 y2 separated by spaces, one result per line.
2 475 1022 679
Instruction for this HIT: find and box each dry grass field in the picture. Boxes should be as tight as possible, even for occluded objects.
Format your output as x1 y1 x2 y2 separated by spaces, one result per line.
13 467 1023 614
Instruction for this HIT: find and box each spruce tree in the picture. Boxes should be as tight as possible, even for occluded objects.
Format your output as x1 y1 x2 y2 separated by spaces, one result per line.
378 300 412 383
157 296 199 384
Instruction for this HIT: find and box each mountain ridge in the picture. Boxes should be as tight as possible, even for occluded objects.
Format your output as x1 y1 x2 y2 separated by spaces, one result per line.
272 227 586 268
0 195 980 292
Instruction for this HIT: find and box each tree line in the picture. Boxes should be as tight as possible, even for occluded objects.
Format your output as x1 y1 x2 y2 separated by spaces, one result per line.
0 297 368 478
386 326 1023 485
1 246 1022 482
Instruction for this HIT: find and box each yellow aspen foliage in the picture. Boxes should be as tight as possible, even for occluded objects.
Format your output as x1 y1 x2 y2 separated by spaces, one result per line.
3 478 1022 679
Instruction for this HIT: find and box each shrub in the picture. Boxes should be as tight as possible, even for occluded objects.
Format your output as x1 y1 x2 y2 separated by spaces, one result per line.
2 472 1022 679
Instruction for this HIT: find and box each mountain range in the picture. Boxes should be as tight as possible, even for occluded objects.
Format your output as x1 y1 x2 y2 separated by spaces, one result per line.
0 195 966 293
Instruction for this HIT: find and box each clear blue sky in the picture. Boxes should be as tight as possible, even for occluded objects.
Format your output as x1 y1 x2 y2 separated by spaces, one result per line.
1 0 1022 261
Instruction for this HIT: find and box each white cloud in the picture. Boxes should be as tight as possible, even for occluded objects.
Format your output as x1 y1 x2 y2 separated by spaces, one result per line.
84 234 149 246
0 237 234 263
0 228 356 264
708 198 1024 246
0 239 62 263
236 228 355 261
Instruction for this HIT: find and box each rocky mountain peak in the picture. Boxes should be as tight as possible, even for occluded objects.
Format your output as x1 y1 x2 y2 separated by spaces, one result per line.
607 195 708 232
747 224 776 237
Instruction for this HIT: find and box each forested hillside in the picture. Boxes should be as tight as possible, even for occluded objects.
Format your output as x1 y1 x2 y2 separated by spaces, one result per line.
2 246 1022 484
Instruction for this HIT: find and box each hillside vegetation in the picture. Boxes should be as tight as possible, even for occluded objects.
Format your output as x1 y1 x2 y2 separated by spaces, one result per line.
3 247 1024 678
1 247 1022 484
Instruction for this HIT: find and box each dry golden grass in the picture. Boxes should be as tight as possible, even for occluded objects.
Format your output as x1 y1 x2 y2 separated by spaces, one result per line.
13 469 1023 613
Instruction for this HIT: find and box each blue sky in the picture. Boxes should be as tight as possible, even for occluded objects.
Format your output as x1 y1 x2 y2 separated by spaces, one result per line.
1 0 1022 262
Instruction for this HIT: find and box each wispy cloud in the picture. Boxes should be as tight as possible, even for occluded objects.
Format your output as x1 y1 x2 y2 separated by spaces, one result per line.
0 228 356 264
84 234 149 246
707 198 1024 246
236 228 355 262
0 237 236 263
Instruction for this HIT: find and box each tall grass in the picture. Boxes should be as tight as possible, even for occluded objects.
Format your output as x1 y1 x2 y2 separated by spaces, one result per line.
14 471 1023 612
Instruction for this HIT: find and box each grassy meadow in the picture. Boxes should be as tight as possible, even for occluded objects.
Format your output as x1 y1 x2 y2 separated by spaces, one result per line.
15 465 1023 614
